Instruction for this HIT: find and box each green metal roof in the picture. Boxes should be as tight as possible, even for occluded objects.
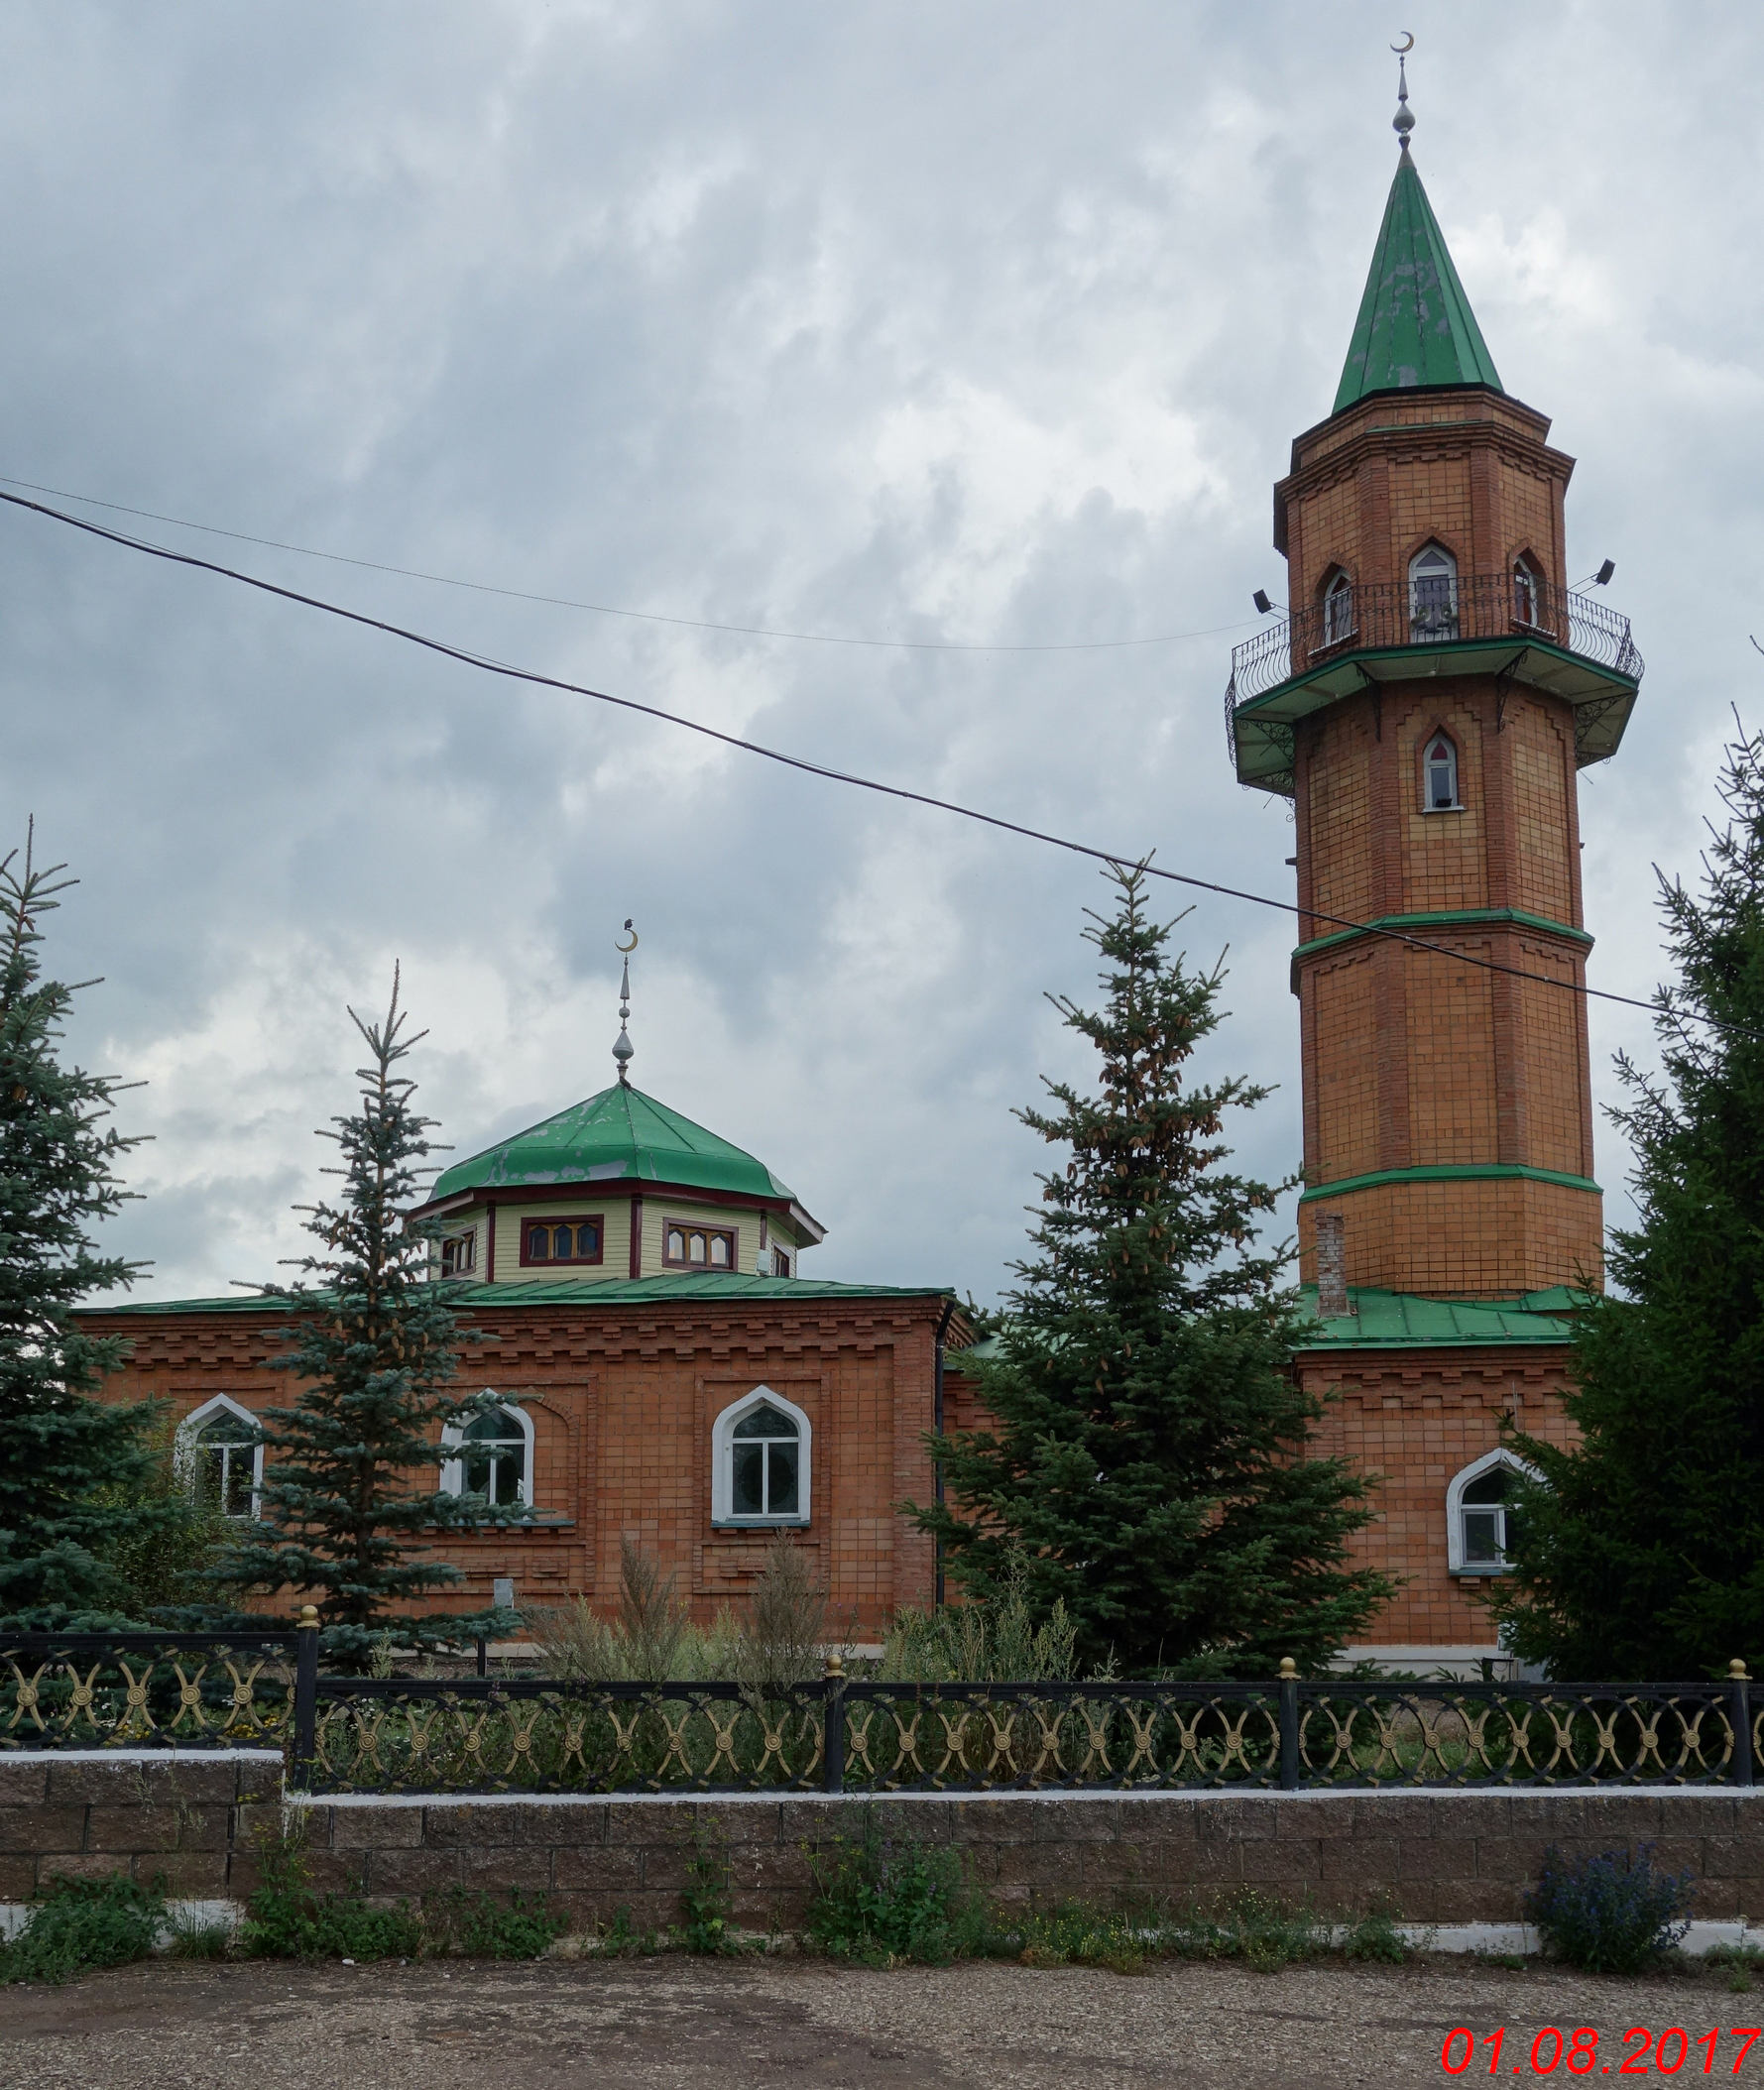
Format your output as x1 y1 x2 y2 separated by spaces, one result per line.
1296 1283 1587 1350
78 1273 954 1317
428 1084 800 1208
1335 156 1502 411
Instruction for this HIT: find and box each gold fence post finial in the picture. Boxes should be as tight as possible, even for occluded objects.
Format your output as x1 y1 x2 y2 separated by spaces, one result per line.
823 1648 845 1681
1278 1656 1298 1681
1730 1657 1750 1682
297 1604 320 1630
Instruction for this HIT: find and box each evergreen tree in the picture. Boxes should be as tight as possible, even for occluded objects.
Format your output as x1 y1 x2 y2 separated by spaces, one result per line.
0 828 168 1622
909 866 1392 1676
210 974 515 1662
1491 726 1764 1679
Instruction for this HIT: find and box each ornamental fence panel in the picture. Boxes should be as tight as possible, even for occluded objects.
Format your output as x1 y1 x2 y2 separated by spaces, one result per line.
3 1630 1753 1798
0 1631 297 1752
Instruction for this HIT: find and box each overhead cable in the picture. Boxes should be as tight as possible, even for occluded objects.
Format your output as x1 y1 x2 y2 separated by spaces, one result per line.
0 484 1679 1030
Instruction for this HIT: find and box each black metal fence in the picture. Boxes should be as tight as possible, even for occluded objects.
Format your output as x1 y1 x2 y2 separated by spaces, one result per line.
5 1628 1756 1798
1227 573 1643 709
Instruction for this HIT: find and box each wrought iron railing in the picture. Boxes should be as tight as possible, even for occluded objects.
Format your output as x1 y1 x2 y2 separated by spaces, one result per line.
1226 573 1643 712
0 1630 297 1751
5 1627 1753 1797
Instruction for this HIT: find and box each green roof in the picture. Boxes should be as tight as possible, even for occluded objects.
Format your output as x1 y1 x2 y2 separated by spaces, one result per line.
1297 1284 1586 1350
78 1273 952 1317
428 1084 803 1210
1334 155 1502 412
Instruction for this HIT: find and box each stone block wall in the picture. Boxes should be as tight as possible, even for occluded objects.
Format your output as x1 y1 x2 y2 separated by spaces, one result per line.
4 1761 1759 1937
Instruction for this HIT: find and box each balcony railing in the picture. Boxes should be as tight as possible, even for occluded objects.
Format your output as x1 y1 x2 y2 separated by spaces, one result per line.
1228 573 1643 711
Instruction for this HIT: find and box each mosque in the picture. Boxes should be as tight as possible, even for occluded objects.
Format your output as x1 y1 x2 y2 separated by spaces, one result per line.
83 72 1640 1670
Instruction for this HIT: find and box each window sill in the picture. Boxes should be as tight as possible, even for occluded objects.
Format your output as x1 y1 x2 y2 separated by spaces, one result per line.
1422 804 1467 815
1453 1566 1508 1579
711 1518 811 1532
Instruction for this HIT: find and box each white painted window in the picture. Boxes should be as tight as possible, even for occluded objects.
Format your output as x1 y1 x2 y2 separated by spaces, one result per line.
711 1387 811 1528
1512 554 1544 629
1409 542 1459 641
1424 731 1461 812
176 1395 264 1519
1447 1451 1536 1573
1322 570 1355 647
441 1399 534 1509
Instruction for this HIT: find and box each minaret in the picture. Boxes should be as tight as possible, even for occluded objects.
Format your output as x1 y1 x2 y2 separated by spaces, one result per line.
1227 68 1643 1302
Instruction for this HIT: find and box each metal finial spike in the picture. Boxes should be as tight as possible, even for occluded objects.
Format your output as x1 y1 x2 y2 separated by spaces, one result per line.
1391 34 1416 151
613 920 638 1083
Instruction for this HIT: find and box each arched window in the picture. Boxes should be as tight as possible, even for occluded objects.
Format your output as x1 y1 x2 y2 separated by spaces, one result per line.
1447 1451 1537 1573
176 1395 263 1519
519 1215 603 1267
1423 731 1461 812
1409 543 1459 642
441 1399 534 1509
664 1220 736 1270
1321 570 1355 648
1511 554 1543 629
711 1387 811 1528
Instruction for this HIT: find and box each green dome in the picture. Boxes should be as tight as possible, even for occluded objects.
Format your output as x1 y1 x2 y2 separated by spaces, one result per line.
431 1083 799 1205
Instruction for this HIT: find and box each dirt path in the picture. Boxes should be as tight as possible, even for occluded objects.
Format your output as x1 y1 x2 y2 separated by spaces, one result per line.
0 1954 1758 2089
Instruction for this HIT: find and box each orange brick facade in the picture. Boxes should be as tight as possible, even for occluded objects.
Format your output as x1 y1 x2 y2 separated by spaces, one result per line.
86 1292 951 1638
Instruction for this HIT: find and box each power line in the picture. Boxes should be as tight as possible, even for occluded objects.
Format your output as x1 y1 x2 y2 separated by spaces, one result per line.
0 472 1253 656
0 484 1681 1030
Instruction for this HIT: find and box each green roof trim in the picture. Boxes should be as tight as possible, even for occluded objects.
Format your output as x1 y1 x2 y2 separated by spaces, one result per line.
1300 1163 1600 1206
1335 155 1502 412
77 1273 954 1318
1294 908 1592 964
1297 1282 1588 1350
429 1084 802 1210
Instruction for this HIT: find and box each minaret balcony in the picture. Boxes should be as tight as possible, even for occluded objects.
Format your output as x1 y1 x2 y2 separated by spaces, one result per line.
1225 575 1643 795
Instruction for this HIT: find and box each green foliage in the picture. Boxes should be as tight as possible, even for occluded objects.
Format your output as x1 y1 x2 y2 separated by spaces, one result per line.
1164 1889 1327 1973
1523 1844 1693 1975
0 830 174 1620
675 1824 735 1954
880 1551 1080 1682
596 1905 660 1956
89 1414 233 1617
430 1888 563 1960
1003 1904 1147 1974
1707 1941 1763 1994
207 973 516 1664
1340 1901 1410 1964
167 1911 235 1960
804 1817 984 1965
1490 727 1764 1680
0 1873 166 1985
907 864 1392 1677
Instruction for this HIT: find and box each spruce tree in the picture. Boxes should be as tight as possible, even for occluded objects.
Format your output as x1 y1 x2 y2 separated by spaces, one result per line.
909 866 1392 1676
210 974 515 1662
0 827 167 1622
1490 726 1764 1679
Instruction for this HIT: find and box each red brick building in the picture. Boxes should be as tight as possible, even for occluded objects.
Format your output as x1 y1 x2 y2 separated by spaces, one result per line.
1224 106 1642 1668
80 1014 965 1636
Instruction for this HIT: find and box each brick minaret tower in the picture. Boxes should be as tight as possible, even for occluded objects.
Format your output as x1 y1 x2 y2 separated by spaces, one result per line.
1225 76 1644 1666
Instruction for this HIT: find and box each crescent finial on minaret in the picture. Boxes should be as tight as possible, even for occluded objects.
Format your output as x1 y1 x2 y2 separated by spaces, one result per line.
1392 36 1416 152
613 920 637 1084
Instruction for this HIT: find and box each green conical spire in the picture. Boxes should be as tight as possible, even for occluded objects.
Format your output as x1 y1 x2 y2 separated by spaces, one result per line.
1333 155 1502 412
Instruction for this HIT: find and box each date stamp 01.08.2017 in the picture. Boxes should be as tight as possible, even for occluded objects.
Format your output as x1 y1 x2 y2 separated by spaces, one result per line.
1440 2025 1763 2076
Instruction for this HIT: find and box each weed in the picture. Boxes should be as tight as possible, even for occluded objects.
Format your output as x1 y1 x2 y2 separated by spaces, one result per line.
430 1888 563 1960
736 1537 828 1690
1706 1942 1763 1995
879 1550 1078 1684
1167 1890 1326 1973
1524 1845 1693 1976
999 1904 1147 1975
1341 1901 1410 1965
168 1911 235 1960
0 1874 167 1986
597 1906 659 1956
804 1817 985 1966
676 1826 735 1955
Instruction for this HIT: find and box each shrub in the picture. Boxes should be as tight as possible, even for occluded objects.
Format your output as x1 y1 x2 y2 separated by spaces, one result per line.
527 1538 741 1683
1524 1845 1693 1975
879 1550 1078 1684
1341 1901 1410 1965
429 1888 562 1960
0 1874 166 1985
804 1818 984 1965
736 1537 828 1690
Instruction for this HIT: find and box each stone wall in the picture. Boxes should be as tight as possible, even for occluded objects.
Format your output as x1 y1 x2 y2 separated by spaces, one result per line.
4 1754 1760 1938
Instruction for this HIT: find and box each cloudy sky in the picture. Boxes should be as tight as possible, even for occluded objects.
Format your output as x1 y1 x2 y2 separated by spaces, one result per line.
4 1 1761 1306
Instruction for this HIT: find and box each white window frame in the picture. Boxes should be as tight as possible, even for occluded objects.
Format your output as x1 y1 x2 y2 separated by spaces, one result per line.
1321 570 1355 648
1446 1449 1539 1574
1512 554 1544 630
175 1393 265 1519
1408 541 1459 641
711 1385 811 1530
1423 730 1462 813
440 1396 535 1510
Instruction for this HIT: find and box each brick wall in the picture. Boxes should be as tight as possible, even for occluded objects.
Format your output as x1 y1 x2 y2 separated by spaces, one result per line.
4 1756 1759 1935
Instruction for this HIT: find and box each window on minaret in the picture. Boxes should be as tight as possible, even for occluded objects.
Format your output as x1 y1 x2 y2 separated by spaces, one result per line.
1424 734 1460 811
1321 570 1354 648
1408 543 1458 642
1512 554 1543 629
520 1216 604 1266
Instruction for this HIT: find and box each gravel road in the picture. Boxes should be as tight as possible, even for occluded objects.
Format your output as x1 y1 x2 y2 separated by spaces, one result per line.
1 1953 1759 2089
